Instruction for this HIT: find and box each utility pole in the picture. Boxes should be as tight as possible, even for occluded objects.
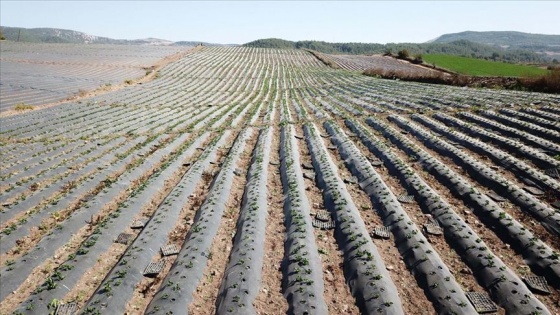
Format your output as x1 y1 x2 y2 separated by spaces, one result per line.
17 29 21 42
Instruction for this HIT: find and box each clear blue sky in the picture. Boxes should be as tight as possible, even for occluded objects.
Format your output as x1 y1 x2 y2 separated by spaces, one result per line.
1 1 559 44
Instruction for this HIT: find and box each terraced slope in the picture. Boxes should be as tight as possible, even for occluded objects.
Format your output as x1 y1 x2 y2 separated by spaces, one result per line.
1 46 559 315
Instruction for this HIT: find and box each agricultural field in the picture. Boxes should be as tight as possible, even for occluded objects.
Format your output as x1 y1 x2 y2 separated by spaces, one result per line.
1 46 560 315
0 42 190 112
422 54 549 77
321 52 440 76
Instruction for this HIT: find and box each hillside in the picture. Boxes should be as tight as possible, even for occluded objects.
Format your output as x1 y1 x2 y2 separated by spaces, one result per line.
0 26 231 46
243 38 546 63
432 31 560 58
1 26 128 44
174 41 237 47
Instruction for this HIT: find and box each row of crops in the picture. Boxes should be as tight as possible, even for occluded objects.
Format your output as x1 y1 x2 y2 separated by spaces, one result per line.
0 46 559 314
311 51 441 78
0 42 190 112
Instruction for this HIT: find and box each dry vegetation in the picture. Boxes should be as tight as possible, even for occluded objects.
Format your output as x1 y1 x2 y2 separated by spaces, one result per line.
520 68 560 93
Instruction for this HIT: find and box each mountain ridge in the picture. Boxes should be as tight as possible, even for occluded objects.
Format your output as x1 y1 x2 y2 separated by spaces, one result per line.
431 31 560 57
0 26 233 46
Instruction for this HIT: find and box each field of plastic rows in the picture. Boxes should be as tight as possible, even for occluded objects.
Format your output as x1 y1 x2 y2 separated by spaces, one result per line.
0 46 559 315
0 42 189 112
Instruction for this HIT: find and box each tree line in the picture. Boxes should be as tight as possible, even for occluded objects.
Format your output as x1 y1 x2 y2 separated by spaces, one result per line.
244 38 546 63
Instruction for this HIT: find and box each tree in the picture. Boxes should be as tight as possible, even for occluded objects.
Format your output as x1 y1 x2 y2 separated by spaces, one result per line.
0 28 5 40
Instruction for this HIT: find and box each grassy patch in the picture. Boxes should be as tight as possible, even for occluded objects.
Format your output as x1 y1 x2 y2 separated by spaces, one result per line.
423 54 547 77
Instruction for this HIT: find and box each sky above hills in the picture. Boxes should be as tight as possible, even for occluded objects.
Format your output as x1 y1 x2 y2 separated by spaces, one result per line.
1 1 559 44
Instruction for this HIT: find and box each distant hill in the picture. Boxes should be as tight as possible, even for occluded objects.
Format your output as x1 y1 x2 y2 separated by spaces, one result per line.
245 38 299 49
244 38 546 63
0 26 235 46
174 41 237 47
431 31 560 58
1 26 132 44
